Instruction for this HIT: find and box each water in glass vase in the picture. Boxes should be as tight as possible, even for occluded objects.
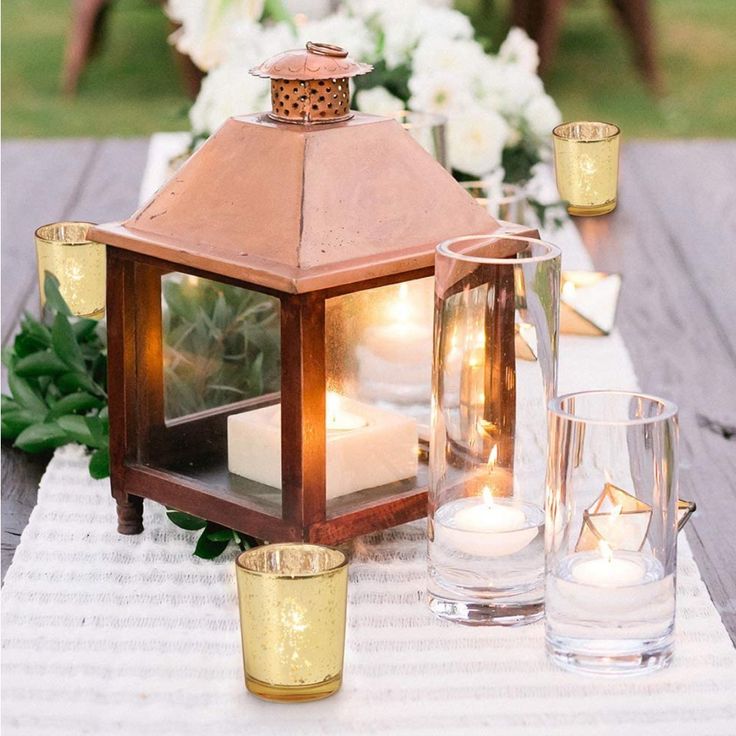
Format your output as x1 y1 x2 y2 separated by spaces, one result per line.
545 552 675 676
428 497 545 626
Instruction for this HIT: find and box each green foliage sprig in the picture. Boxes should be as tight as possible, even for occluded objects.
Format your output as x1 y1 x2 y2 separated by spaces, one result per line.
166 510 259 559
2 274 110 478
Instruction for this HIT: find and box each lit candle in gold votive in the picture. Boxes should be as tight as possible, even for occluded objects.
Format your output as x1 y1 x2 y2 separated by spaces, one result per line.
235 544 348 703
553 121 621 217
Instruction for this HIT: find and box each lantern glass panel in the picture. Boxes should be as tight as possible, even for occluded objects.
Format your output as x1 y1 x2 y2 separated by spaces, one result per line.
161 274 281 421
150 272 283 517
323 278 433 511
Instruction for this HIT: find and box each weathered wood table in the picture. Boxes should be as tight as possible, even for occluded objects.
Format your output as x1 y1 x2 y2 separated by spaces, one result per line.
2 138 735 644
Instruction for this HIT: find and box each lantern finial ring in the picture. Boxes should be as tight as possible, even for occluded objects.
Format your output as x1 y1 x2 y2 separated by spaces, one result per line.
306 41 348 58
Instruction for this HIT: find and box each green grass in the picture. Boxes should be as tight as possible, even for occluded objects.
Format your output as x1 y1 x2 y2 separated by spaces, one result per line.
3 0 736 138
2 0 190 137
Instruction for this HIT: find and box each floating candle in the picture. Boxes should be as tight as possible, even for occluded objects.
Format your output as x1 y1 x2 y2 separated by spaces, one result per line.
570 540 646 587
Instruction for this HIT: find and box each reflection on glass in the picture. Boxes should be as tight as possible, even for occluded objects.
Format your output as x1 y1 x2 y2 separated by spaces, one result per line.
162 274 280 420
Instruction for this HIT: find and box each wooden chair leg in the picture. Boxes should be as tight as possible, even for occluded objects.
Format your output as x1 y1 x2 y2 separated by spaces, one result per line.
610 0 663 93
61 0 109 95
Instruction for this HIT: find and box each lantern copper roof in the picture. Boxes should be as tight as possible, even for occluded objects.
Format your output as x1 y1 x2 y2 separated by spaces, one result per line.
250 41 373 81
91 45 502 294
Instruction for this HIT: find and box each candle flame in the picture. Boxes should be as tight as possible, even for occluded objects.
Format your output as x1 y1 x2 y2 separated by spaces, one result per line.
390 283 411 323
598 539 613 563
487 445 498 471
562 281 576 299
482 486 494 507
326 391 340 424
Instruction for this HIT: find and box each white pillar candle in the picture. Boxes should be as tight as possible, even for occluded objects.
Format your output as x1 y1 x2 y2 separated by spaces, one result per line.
228 393 418 500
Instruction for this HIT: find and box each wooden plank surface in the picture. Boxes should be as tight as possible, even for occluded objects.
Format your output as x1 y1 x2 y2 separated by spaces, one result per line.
1 137 150 579
2 139 735 649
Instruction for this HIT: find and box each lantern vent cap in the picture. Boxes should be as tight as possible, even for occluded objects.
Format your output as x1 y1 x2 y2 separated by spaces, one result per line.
250 42 373 81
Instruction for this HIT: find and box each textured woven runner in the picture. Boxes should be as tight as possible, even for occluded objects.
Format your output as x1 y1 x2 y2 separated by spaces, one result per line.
2 135 735 735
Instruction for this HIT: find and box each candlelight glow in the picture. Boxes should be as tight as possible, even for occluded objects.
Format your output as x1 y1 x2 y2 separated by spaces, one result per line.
482 486 494 507
598 539 613 563
326 391 341 424
487 444 498 470
390 282 412 322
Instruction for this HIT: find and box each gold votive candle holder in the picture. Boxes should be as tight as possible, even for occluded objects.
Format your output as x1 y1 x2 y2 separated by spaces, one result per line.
235 543 348 703
553 122 621 217
35 221 106 318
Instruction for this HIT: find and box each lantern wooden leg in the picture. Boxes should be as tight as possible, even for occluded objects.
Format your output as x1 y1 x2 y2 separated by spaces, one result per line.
116 494 144 535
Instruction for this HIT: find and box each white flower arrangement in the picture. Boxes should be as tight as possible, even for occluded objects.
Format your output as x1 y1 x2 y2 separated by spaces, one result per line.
168 0 562 185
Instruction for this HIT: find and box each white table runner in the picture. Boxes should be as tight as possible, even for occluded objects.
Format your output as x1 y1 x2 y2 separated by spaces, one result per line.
3 134 735 735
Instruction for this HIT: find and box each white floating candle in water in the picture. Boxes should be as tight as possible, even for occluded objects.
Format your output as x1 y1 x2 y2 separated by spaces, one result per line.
570 540 646 587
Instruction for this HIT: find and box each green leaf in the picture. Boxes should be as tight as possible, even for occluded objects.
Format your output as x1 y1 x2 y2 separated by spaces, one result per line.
166 510 208 531
1 409 40 439
56 371 106 398
72 319 99 342
43 272 72 316
46 391 103 418
205 527 235 542
88 446 110 479
193 528 230 559
57 414 102 447
52 313 85 371
14 422 68 452
7 372 47 417
14 351 69 377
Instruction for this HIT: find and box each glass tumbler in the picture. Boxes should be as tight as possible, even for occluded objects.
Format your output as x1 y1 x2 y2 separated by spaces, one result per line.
235 543 348 702
428 234 561 625
546 391 679 676
395 110 448 169
460 181 531 225
35 221 106 318
553 121 620 216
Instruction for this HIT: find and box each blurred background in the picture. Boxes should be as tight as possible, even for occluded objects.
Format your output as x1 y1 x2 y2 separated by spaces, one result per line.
3 0 735 139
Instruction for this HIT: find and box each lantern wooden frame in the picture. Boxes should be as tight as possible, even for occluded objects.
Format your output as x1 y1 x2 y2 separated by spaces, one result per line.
91 47 531 544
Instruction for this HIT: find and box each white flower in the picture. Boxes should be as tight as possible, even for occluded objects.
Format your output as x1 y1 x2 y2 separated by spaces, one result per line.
475 58 544 117
447 107 510 177
189 61 270 133
412 36 487 77
297 12 376 61
498 27 539 74
524 93 562 142
408 71 474 116
350 0 473 69
167 0 265 71
355 86 404 116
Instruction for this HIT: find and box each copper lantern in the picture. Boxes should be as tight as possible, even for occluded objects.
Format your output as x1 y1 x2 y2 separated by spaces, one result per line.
90 43 523 545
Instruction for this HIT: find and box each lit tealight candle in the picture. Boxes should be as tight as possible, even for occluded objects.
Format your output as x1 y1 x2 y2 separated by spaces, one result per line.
435 487 540 558
571 540 646 587
326 391 368 432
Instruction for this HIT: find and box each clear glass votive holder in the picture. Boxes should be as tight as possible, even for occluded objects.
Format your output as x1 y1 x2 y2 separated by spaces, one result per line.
546 390 679 676
235 543 348 702
553 121 620 217
460 181 531 225
428 234 561 625
35 221 106 318
395 110 448 169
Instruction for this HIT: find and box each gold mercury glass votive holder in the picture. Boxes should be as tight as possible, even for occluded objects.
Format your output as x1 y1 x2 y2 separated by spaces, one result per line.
235 543 348 702
553 122 621 217
35 221 106 318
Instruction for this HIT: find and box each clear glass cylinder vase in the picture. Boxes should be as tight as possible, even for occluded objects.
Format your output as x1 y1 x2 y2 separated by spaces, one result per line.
545 390 679 675
428 234 561 625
